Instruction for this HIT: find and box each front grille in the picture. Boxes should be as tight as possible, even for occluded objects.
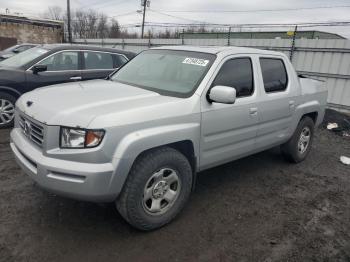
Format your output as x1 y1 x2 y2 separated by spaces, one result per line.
19 115 44 147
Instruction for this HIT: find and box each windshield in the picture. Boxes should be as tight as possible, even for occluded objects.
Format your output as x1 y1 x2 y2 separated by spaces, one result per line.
111 49 216 97
3 45 18 52
0 47 49 68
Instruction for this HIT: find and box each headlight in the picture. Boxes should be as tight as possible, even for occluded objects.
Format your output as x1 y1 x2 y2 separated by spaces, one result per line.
60 127 105 148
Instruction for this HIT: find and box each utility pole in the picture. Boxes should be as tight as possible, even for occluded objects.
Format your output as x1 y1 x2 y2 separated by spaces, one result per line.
141 0 147 38
67 0 72 43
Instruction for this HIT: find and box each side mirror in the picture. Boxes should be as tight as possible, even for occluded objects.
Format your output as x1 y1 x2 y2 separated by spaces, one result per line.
12 49 20 54
32 65 47 74
208 85 237 104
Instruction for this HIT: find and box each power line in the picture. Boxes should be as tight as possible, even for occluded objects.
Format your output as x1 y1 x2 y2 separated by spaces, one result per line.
102 20 350 28
94 0 131 11
71 0 82 5
140 21 350 28
79 0 130 11
79 0 116 10
149 9 208 24
109 11 138 19
153 5 350 13
64 11 138 22
61 20 350 29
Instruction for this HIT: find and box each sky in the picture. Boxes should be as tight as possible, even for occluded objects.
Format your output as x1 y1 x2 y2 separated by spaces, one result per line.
1 0 350 37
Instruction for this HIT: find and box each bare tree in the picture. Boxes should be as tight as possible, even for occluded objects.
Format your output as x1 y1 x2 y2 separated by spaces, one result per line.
198 24 208 33
72 11 87 38
42 6 217 40
86 10 98 38
42 6 147 40
109 19 121 38
97 13 109 38
43 6 63 20
157 28 176 38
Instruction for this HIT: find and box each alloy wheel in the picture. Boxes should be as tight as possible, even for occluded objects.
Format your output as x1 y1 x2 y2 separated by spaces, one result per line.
0 99 15 125
142 168 181 215
298 126 311 154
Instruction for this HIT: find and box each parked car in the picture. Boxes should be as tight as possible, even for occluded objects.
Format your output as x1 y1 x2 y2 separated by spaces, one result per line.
0 44 135 128
0 43 37 61
10 46 327 230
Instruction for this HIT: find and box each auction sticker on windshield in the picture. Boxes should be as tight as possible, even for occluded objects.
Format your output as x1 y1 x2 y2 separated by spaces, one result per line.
182 57 209 67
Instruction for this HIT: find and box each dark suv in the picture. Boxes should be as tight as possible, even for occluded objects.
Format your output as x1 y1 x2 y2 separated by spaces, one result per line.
0 44 135 128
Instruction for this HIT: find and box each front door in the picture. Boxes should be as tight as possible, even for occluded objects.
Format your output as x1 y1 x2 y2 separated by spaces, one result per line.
25 50 81 90
200 56 259 170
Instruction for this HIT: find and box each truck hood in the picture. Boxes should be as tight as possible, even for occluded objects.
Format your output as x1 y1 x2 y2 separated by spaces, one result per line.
17 79 184 127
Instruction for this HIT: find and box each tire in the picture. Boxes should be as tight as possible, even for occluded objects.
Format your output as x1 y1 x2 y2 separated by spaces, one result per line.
281 116 315 163
0 92 16 129
116 147 193 231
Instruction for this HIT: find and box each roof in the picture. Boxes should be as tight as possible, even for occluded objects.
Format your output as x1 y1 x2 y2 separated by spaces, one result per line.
39 44 136 58
152 45 283 56
0 14 63 29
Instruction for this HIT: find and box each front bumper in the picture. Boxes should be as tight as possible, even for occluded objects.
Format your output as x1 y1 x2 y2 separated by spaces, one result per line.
10 128 118 202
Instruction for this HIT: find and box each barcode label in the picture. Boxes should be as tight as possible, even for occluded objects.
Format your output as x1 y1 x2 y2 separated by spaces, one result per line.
182 57 209 67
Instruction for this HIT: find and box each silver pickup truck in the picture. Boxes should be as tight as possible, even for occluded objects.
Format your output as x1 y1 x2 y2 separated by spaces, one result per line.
10 46 327 230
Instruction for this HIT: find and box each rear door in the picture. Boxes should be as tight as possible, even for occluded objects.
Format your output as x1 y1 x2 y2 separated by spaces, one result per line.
25 50 82 89
81 51 128 80
200 55 259 170
255 56 297 150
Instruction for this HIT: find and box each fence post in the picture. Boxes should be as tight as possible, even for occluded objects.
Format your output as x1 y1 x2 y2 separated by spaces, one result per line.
289 25 298 62
181 29 185 45
122 38 125 50
148 33 151 48
227 27 231 46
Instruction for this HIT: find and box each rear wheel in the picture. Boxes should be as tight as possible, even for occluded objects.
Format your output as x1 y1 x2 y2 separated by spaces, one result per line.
281 116 315 163
0 92 16 129
116 147 193 231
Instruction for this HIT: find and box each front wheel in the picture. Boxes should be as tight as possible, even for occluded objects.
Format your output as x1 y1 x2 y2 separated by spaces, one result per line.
0 92 16 129
116 147 193 231
281 116 315 163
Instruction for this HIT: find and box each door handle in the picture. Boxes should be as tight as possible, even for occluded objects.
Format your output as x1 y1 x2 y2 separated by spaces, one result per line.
249 108 258 115
289 101 295 108
70 76 82 80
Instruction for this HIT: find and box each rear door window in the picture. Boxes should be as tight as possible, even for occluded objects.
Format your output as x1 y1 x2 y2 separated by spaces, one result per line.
260 58 288 93
84 51 114 70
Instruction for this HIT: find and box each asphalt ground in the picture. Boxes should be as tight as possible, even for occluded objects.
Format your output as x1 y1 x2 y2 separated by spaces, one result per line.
1 109 350 262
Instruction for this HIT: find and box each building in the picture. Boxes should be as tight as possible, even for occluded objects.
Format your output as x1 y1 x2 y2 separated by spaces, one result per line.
180 30 346 40
0 14 64 50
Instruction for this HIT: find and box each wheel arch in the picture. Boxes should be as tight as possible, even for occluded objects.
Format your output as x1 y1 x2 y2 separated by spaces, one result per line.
301 111 318 123
109 124 200 198
292 100 323 133
132 140 197 191
0 86 22 99
135 140 197 176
